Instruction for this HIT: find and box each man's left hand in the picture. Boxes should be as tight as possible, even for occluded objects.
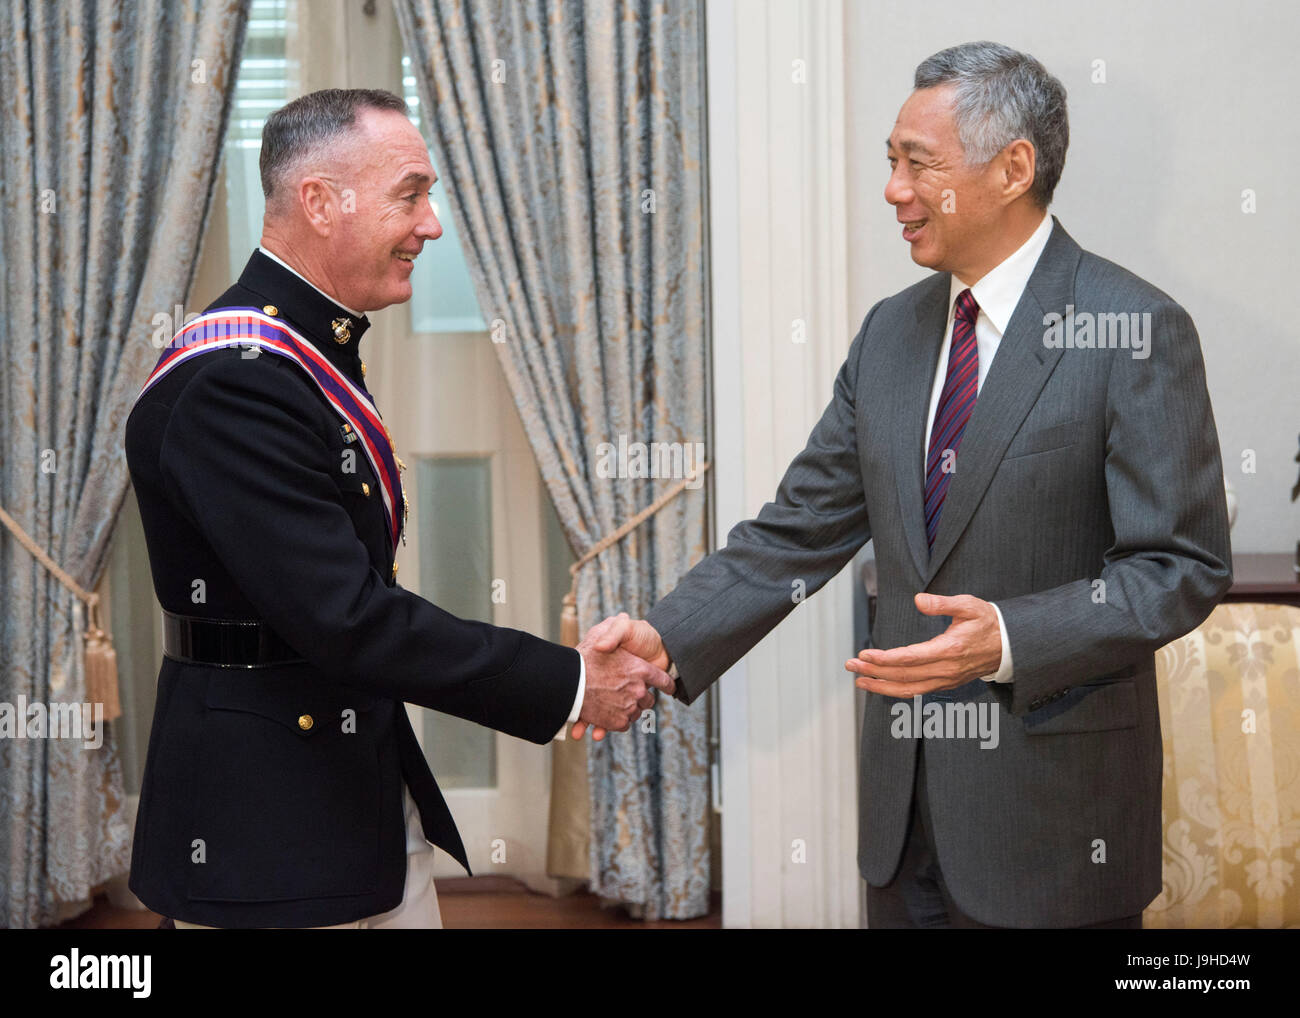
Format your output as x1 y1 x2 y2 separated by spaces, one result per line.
845 592 1002 696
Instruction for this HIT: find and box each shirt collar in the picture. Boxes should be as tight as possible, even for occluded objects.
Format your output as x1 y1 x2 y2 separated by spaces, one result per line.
948 212 1054 334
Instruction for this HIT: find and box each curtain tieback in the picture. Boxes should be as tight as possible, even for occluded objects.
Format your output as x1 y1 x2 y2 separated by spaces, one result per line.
0 504 121 721
559 461 711 648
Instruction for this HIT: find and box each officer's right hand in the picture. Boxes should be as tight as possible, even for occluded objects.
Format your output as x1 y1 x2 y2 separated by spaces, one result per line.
575 615 675 740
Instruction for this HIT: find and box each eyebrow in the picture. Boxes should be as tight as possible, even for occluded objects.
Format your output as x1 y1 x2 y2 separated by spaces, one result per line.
885 138 934 157
393 171 434 191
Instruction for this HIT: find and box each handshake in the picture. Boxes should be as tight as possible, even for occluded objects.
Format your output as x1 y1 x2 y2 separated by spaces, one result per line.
568 592 1005 739
572 613 672 741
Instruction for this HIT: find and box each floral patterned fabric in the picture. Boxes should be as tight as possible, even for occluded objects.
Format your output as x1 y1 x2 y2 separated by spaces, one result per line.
0 0 249 927
1146 602 1300 928
395 0 711 919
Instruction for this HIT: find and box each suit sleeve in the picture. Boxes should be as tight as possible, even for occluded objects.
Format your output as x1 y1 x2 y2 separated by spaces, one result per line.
995 300 1232 715
646 308 878 704
158 352 578 744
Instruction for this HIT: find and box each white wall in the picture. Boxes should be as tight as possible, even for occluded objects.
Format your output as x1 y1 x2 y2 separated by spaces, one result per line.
844 0 1300 553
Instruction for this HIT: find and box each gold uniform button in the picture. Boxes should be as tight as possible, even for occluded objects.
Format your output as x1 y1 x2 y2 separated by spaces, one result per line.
391 562 399 581
361 482 371 497
361 360 367 378
262 304 278 316
297 714 314 731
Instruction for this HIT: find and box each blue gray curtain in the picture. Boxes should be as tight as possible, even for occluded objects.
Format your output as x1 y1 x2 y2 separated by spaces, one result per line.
395 0 712 918
0 0 249 927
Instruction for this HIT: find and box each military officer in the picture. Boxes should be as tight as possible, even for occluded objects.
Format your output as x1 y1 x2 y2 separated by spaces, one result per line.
124 88 672 928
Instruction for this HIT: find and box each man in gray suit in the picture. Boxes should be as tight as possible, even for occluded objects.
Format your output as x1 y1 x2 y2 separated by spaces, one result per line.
575 41 1231 928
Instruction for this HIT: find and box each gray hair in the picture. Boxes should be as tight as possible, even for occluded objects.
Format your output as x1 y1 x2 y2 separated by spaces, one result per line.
260 88 409 212
914 42 1068 207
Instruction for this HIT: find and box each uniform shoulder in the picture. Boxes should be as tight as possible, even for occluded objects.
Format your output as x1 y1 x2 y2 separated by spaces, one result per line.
204 282 263 315
164 343 328 427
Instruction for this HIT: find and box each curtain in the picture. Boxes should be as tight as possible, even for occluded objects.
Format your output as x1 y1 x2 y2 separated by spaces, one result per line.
395 0 711 919
0 0 250 928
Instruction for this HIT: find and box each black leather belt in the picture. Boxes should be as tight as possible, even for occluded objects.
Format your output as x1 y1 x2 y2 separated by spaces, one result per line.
162 611 306 668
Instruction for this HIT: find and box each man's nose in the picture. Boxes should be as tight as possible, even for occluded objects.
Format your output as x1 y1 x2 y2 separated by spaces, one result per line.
417 198 443 240
884 166 910 207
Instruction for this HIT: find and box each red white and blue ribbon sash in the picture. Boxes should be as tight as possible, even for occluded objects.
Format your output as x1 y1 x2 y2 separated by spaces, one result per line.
138 307 404 550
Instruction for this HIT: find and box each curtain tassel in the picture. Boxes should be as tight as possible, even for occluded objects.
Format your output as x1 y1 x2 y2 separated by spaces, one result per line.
560 588 580 648
0 504 122 724
84 599 122 722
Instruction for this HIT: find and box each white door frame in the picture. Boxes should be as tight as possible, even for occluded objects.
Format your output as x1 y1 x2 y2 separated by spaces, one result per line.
707 0 862 928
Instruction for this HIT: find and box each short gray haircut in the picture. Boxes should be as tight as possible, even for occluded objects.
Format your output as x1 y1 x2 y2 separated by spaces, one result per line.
914 42 1068 207
260 88 409 212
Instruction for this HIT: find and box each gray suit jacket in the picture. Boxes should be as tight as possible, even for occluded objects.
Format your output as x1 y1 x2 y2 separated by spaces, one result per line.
646 218 1232 927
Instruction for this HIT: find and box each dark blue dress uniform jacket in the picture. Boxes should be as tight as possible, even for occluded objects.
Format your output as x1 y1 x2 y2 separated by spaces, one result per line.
125 250 579 927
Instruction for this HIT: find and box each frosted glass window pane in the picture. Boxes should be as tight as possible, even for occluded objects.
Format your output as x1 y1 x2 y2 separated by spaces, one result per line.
417 457 496 789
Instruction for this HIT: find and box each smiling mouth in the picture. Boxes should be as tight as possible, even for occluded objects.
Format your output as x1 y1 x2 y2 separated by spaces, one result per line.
901 219 927 240
394 251 418 262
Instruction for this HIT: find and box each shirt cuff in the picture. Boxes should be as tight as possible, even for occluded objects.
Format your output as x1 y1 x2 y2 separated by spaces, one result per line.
555 651 586 739
982 603 1014 683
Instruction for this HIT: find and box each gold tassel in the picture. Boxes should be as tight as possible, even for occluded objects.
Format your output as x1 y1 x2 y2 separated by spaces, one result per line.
560 586 580 649
83 600 122 722
0 504 126 725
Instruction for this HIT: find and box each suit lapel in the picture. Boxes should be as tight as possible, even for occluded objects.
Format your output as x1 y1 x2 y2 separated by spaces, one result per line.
923 218 1081 584
891 275 950 583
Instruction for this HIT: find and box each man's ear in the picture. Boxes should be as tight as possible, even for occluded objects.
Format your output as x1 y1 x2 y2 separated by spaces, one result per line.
298 177 335 236
999 139 1036 204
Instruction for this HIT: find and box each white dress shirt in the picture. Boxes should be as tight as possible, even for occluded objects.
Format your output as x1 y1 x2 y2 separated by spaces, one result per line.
256 246 587 732
922 211 1055 684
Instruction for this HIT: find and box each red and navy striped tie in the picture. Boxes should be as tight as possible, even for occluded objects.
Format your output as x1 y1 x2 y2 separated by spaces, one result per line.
924 288 980 549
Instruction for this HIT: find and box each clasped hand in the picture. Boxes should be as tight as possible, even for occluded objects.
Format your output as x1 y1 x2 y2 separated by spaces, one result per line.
573 613 671 741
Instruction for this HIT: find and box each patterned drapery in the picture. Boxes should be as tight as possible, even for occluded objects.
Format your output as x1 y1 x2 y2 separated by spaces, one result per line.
395 0 711 918
0 0 249 927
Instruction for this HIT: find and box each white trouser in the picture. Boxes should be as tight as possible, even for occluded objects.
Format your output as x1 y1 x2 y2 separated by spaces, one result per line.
175 789 442 929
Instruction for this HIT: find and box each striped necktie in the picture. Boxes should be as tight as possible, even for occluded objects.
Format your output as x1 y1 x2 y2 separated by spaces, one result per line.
924 288 980 549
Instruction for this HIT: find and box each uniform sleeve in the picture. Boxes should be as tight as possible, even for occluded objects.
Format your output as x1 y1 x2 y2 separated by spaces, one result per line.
158 351 578 745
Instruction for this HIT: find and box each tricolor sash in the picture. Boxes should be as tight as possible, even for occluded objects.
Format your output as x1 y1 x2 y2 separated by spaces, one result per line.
138 307 405 551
